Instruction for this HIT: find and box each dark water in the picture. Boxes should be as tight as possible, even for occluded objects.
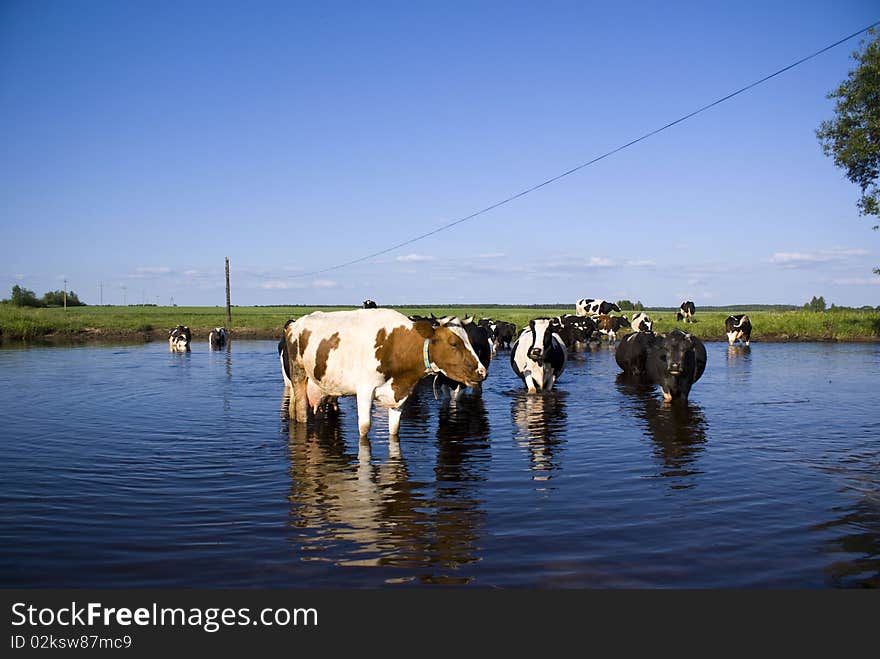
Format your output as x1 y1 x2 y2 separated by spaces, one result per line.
1 340 878 588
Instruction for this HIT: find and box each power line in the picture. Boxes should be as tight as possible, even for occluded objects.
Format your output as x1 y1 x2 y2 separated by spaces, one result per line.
291 19 880 279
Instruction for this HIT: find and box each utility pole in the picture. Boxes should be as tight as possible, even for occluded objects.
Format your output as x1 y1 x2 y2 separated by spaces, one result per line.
225 256 232 329
63 278 67 310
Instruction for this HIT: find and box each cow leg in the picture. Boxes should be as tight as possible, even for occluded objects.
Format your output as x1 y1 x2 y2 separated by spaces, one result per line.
356 387 375 437
726 332 736 346
290 374 309 423
388 405 403 436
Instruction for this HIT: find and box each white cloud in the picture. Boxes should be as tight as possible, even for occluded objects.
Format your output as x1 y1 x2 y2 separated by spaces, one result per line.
475 252 505 259
770 247 869 268
625 259 655 267
396 253 437 262
260 280 306 290
135 266 172 275
183 269 200 277
313 279 339 289
586 256 615 268
830 277 880 286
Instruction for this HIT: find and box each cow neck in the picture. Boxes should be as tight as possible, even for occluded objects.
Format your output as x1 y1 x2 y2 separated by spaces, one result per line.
423 339 439 374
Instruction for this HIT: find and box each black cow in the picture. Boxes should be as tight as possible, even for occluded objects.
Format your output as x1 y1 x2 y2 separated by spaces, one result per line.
510 318 567 393
434 317 493 399
478 318 516 350
362 299 378 308
675 301 696 323
615 329 707 401
725 314 751 346
168 325 191 352
208 326 227 349
554 314 596 349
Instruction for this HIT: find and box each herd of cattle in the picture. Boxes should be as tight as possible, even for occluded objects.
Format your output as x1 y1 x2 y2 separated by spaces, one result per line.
165 299 753 439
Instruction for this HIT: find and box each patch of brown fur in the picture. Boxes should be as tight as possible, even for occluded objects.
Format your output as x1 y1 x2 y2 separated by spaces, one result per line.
298 328 311 358
374 325 426 401
313 332 341 382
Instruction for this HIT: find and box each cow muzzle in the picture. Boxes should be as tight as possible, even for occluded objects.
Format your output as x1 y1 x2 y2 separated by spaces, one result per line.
668 362 682 375
528 348 544 364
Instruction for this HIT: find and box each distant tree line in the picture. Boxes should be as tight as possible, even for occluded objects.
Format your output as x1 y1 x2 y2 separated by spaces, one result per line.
2 285 86 307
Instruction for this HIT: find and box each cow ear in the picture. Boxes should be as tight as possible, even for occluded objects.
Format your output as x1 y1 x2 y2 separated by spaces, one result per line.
463 315 474 325
413 320 434 339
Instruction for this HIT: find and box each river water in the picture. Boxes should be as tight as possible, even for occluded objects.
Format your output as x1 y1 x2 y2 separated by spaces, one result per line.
0 340 877 587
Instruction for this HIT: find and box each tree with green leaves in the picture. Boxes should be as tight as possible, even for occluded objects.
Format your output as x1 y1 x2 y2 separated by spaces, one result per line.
816 30 880 274
9 285 41 307
804 295 827 312
42 290 85 307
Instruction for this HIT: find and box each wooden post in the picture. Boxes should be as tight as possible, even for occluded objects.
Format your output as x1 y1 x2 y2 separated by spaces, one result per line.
225 256 232 329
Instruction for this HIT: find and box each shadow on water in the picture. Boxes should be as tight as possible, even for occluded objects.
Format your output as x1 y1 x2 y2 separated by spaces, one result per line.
615 375 708 487
281 387 483 584
510 390 568 481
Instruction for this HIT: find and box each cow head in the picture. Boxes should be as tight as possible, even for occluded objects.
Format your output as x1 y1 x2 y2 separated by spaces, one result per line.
416 316 487 386
656 329 696 377
526 318 560 365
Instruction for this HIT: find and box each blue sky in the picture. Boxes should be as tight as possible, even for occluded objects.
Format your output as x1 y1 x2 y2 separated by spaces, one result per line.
1 1 879 307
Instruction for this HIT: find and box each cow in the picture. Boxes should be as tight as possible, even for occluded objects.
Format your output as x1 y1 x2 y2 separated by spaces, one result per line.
725 314 752 346
284 309 486 437
363 299 378 308
510 318 567 393
576 298 621 317
615 329 707 402
208 327 228 349
675 301 696 323
554 314 596 349
595 314 630 341
630 312 653 333
434 316 493 400
481 319 516 350
168 325 191 352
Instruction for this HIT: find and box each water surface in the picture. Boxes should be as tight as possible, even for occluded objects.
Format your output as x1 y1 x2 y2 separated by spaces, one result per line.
0 340 877 587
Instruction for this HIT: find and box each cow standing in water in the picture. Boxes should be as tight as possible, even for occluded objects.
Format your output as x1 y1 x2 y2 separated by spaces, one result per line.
209 327 228 349
630 312 653 333
284 309 486 437
433 316 493 400
616 329 707 402
725 314 752 346
511 318 567 393
169 326 191 352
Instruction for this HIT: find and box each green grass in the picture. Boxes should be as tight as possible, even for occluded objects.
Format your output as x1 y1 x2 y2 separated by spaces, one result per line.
0 303 878 342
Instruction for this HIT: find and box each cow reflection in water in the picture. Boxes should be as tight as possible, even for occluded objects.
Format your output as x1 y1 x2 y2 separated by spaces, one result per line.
725 344 752 384
615 376 708 486
511 391 568 481
282 390 481 583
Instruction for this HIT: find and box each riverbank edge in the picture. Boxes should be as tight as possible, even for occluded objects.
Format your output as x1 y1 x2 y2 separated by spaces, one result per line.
2 327 878 345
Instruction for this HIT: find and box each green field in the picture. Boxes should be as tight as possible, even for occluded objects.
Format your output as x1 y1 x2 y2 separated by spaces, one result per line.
1 303 878 343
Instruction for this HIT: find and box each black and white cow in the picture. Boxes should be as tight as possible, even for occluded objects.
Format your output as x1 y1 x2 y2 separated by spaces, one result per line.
615 329 707 401
675 301 696 323
554 314 596 349
208 327 228 349
434 316 493 399
576 298 621 317
362 299 378 309
725 314 752 346
168 325 191 352
490 320 517 350
630 312 653 333
510 318 567 393
595 314 630 341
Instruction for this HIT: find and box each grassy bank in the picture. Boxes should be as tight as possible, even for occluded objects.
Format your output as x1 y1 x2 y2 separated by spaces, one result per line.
0 303 878 343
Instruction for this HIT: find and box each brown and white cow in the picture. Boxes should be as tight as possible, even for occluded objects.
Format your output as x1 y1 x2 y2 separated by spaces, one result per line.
284 309 486 437
595 314 630 341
